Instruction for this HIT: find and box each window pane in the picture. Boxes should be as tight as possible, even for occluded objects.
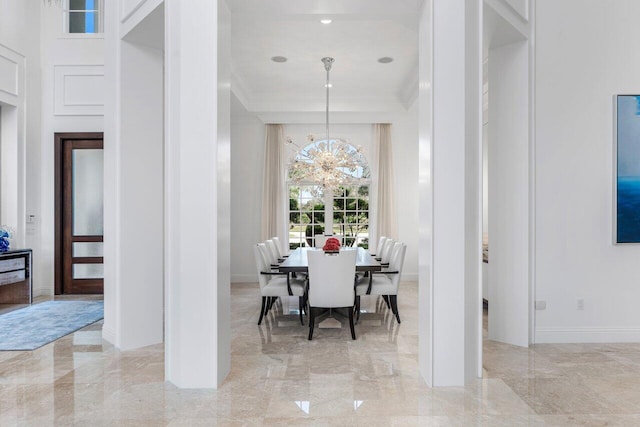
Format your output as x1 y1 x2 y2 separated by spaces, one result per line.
73 263 103 279
69 11 86 33
73 149 104 236
69 11 99 33
333 212 344 222
73 242 104 257
70 0 87 10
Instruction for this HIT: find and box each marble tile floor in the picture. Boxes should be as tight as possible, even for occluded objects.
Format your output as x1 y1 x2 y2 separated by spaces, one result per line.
1 283 640 426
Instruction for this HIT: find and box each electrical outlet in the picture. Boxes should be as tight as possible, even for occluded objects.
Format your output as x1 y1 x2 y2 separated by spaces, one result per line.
535 300 546 310
577 298 584 310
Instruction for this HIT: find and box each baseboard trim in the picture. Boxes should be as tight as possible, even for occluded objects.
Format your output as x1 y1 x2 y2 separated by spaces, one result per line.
535 327 640 343
231 274 257 283
401 273 418 282
32 287 54 298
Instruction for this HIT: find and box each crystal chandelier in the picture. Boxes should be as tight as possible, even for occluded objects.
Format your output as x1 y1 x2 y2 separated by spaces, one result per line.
287 58 369 198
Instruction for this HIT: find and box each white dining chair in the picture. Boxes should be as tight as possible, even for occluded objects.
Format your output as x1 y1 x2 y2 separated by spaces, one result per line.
374 236 387 256
254 243 306 325
264 239 282 266
306 249 358 340
356 242 406 324
271 237 287 257
378 238 396 266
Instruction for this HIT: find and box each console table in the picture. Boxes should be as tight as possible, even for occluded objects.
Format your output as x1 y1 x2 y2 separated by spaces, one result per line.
0 249 32 304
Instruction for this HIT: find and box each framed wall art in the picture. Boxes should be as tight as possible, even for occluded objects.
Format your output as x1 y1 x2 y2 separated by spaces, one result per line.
615 95 640 243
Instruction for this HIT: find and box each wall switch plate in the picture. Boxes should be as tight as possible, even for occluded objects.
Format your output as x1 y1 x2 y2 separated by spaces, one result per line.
577 298 584 310
535 300 546 310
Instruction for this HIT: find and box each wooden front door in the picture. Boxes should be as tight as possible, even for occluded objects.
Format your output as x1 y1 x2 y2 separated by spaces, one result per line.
55 133 104 294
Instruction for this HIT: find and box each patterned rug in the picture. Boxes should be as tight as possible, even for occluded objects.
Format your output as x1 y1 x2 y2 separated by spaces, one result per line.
0 301 104 351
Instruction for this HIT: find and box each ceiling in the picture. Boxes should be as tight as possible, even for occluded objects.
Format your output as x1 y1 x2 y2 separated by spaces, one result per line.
229 0 423 122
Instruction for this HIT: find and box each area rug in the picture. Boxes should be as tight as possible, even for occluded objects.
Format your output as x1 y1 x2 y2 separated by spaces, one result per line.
0 301 104 351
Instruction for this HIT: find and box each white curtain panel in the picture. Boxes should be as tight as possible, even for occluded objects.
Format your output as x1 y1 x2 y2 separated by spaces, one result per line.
261 124 286 243
374 123 397 242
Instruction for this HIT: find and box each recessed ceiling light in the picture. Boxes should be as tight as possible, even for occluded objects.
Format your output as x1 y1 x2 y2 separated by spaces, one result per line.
325 83 333 88
271 56 288 63
320 19 332 24
378 57 394 64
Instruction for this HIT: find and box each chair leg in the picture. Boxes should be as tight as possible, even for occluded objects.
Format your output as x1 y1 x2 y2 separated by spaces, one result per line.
348 306 356 340
382 295 391 309
298 296 304 325
390 295 401 323
308 307 315 340
258 296 267 325
355 296 361 323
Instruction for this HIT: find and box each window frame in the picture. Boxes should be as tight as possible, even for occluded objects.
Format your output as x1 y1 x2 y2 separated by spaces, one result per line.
61 0 104 36
286 138 371 250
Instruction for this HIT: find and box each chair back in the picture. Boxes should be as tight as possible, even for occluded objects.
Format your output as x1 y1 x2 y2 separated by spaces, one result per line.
388 242 403 266
272 237 284 256
380 238 395 264
376 236 387 253
253 244 270 290
264 239 279 264
389 243 407 293
307 249 357 308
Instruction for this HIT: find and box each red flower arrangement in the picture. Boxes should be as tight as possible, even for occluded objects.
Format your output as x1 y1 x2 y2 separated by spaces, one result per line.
322 237 341 252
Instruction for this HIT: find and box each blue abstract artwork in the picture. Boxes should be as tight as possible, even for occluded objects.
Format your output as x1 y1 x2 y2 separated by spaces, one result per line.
616 95 640 243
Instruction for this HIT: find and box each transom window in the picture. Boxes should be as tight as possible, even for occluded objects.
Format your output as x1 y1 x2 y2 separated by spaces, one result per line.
64 0 103 34
287 139 370 250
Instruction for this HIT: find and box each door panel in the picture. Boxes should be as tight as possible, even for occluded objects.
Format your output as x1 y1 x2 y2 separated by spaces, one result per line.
55 133 104 294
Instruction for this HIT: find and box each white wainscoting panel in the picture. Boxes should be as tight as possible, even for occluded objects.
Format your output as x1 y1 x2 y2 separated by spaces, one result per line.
0 44 23 104
54 65 105 116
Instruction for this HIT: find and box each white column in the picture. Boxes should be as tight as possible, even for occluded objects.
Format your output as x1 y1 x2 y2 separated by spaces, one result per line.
419 0 482 387
164 0 231 388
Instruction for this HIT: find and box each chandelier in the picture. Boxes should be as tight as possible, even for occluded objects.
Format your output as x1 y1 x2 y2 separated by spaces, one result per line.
287 57 369 198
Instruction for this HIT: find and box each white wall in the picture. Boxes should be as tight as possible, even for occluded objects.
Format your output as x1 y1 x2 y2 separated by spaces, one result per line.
103 0 163 351
391 103 419 281
230 116 419 283
487 40 530 347
0 0 40 261
230 98 265 283
37 4 105 296
535 0 640 342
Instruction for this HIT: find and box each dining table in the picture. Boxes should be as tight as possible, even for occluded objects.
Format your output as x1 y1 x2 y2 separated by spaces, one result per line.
278 246 382 273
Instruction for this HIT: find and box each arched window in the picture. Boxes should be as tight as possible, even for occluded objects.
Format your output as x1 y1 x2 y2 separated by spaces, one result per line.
287 139 370 249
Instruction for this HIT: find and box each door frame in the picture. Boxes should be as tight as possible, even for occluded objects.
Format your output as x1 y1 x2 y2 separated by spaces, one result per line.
54 132 104 294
